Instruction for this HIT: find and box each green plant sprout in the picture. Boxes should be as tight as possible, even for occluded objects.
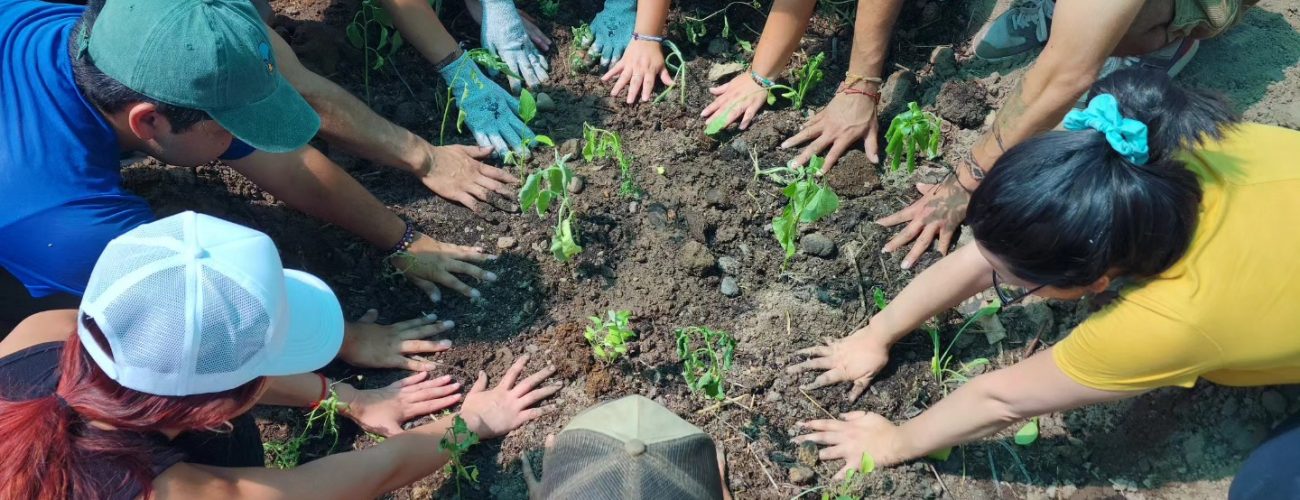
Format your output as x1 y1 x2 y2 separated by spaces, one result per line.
927 301 1001 392
539 0 560 18
519 153 583 261
438 414 481 498
872 287 888 312
816 452 874 500
682 17 708 45
769 156 840 267
262 382 351 469
677 1 763 46
519 88 538 124
569 23 593 72
584 310 636 364
767 52 826 110
885 101 942 173
503 134 555 177
581 123 639 198
1014 417 1040 446
346 0 405 103
675 326 737 401
654 40 688 105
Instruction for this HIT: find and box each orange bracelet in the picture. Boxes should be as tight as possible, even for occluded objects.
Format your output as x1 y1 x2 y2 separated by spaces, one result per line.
309 373 328 410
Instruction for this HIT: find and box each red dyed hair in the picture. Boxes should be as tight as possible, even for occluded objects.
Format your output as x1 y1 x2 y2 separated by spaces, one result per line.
0 318 267 499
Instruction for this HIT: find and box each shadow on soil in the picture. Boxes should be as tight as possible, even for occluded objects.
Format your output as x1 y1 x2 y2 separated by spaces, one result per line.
1181 9 1300 111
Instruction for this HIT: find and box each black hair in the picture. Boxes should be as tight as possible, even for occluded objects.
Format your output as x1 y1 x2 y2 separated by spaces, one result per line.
966 69 1240 287
69 0 211 133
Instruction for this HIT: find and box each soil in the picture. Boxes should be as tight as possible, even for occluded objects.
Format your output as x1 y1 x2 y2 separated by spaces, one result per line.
120 0 1300 498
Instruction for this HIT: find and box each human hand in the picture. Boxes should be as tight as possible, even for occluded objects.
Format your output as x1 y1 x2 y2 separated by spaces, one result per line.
438 52 536 156
463 0 551 52
875 174 970 270
586 0 636 67
781 89 881 172
700 73 769 131
392 233 498 302
338 309 454 371
794 411 907 478
786 327 891 403
459 354 561 439
479 0 549 90
602 40 672 104
419 144 519 212
338 372 463 436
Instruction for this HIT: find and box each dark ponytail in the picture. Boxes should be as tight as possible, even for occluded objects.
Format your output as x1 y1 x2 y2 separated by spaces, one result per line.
966 69 1239 287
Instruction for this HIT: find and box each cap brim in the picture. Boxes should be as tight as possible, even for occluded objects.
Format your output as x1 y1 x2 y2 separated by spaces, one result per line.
260 269 343 376
209 74 321 154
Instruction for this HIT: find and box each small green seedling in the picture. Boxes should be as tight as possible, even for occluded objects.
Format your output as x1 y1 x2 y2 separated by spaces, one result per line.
820 452 874 500
872 287 888 312
770 156 840 267
767 52 826 110
885 101 942 173
585 310 636 364
539 0 560 18
928 302 1001 392
519 153 583 261
581 123 639 198
681 17 708 45
654 40 688 105
439 415 481 498
262 382 351 469
570 23 593 72
519 89 538 124
1014 417 1040 446
346 0 405 103
675 326 737 401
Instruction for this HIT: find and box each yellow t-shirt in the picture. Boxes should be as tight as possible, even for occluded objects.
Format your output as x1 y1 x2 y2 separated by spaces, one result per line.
1054 124 1300 391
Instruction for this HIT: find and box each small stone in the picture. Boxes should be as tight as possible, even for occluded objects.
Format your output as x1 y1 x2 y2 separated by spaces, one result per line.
567 175 585 194
708 61 746 82
558 138 580 159
718 256 741 275
628 202 639 213
928 46 957 78
678 240 717 276
707 37 730 56
765 391 781 402
878 69 918 121
788 465 815 485
535 92 555 110
496 236 517 250
1262 390 1288 416
730 138 749 155
721 277 740 297
797 440 819 466
799 233 836 258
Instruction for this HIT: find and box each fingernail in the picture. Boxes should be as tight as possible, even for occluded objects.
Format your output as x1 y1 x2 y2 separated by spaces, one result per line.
443 321 455 329
470 289 482 299
439 339 453 347
484 272 498 282
901 261 913 270
487 255 499 261
424 312 438 320
430 293 441 303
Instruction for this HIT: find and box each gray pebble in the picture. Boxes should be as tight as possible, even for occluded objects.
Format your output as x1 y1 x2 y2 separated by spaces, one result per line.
496 236 517 250
721 277 740 297
568 175 585 194
718 256 741 275
788 465 815 485
799 233 837 258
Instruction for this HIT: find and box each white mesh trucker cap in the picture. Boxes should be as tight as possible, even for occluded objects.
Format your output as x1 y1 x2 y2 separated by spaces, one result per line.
77 211 344 396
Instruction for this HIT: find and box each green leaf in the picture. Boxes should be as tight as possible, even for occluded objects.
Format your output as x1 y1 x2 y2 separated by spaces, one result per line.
859 451 876 474
800 185 839 223
377 28 389 52
346 24 364 49
519 89 537 124
371 54 385 70
390 31 404 52
456 110 467 134
927 447 953 461
772 206 798 258
534 135 555 147
1014 417 1039 446
519 172 542 212
373 5 393 27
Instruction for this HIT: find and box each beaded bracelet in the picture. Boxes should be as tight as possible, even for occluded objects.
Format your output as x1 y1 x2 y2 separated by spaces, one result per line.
749 70 775 89
387 220 417 256
631 32 665 43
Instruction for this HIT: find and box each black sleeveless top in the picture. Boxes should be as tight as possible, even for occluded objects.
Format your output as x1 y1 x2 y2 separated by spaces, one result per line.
0 342 264 499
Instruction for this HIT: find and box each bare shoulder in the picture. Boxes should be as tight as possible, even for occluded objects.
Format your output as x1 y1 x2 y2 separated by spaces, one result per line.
0 309 77 358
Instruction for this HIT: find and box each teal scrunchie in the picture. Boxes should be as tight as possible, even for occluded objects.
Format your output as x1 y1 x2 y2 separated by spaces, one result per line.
1063 93 1150 165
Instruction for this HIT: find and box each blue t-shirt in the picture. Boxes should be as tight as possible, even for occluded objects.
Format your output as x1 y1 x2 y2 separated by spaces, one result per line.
0 1 253 298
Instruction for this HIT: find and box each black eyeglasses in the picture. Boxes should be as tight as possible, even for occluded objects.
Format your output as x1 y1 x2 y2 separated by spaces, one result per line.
992 271 1046 305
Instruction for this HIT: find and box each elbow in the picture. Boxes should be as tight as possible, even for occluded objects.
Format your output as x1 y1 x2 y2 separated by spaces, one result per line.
968 375 1033 425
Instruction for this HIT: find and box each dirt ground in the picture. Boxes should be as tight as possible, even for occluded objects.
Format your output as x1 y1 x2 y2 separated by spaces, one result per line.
123 0 1300 498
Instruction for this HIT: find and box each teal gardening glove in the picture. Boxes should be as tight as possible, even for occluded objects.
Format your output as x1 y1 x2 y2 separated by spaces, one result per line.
480 0 549 92
587 0 636 67
439 52 535 156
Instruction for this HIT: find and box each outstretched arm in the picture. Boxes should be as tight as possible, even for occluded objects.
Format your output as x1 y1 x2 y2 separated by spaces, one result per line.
699 0 817 131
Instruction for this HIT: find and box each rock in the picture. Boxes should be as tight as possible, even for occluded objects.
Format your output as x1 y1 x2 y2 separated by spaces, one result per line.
797 440 820 466
720 277 740 297
707 37 730 56
703 187 727 207
567 175 585 194
788 465 816 485
799 233 837 258
936 80 992 130
535 92 555 111
928 46 957 79
496 236 517 250
708 61 746 82
628 201 639 213
558 138 580 159
678 240 717 276
878 69 918 121
1262 390 1288 416
729 138 749 155
980 313 1007 345
718 256 741 275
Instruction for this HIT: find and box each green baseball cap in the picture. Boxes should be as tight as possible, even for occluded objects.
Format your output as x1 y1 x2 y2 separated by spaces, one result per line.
84 0 319 153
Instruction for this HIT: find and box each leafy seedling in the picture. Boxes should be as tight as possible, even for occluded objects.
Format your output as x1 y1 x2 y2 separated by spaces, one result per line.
654 40 688 105
520 153 583 261
766 52 826 110
928 302 1001 392
585 310 637 364
885 101 942 173
261 381 351 469
819 452 874 500
581 123 639 198
1014 417 1040 446
681 17 708 45
539 0 560 18
439 415 481 498
770 156 840 267
675 326 737 401
346 0 406 103
872 287 888 312
569 23 594 72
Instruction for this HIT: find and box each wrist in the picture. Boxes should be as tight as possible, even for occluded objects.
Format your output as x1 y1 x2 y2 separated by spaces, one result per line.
334 383 361 415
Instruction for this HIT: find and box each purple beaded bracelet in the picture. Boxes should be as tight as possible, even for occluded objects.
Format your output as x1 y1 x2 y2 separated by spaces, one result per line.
387 220 417 256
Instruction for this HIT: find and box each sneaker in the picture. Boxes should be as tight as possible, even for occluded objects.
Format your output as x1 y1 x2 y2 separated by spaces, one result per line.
975 0 1055 60
1078 38 1200 108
